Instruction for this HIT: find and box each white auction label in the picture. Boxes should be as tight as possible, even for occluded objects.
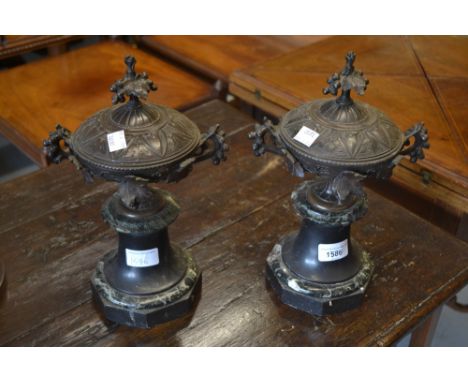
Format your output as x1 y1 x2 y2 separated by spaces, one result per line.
293 126 320 147
107 130 127 152
125 247 160 267
318 239 348 262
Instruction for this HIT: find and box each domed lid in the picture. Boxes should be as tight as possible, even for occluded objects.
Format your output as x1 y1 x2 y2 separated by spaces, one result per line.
278 52 405 170
70 56 201 177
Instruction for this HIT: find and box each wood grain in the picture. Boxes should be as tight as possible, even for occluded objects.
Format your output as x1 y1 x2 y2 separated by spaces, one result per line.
139 35 329 82
0 100 467 346
410 36 468 78
247 35 423 76
0 40 215 166
431 77 468 159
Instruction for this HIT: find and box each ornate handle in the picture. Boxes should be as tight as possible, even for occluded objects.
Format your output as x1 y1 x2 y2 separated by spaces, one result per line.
248 119 304 177
197 124 229 165
43 124 73 164
43 124 91 180
398 122 430 163
174 124 228 178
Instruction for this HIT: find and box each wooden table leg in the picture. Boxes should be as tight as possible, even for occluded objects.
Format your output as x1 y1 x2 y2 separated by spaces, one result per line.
447 294 468 313
409 306 443 346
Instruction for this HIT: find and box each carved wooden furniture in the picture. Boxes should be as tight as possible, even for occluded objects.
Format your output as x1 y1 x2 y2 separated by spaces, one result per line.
0 100 466 346
137 36 328 84
0 40 215 167
229 35 468 240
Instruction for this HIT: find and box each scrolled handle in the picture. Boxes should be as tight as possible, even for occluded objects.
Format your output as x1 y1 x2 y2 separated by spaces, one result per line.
248 119 283 157
399 122 430 163
248 119 304 177
43 124 72 164
43 124 91 181
173 124 228 180
195 124 228 165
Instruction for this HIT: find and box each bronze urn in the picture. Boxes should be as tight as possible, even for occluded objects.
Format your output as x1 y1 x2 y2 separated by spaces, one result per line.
43 56 227 328
249 52 429 315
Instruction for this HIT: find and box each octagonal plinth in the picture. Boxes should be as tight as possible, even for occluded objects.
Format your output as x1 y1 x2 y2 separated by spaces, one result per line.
92 246 200 328
266 236 373 315
91 183 201 328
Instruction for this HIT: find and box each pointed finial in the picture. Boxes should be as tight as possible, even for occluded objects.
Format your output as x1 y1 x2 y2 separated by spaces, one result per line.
323 51 368 105
343 51 356 75
124 56 137 80
110 56 158 105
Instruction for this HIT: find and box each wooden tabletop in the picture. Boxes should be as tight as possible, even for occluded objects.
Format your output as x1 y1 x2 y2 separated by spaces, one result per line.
0 40 215 167
410 36 468 78
0 99 467 346
229 36 468 232
138 36 329 82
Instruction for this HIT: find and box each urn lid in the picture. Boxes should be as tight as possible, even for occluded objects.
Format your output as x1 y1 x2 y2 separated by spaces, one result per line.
278 52 405 171
69 56 201 179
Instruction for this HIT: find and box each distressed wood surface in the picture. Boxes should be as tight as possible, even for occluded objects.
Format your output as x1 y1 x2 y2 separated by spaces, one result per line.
138 36 329 83
0 100 467 346
229 35 468 239
0 40 215 167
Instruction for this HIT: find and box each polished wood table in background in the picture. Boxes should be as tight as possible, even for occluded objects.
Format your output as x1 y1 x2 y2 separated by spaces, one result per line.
0 100 467 346
229 36 468 240
138 36 328 84
0 35 80 60
0 40 215 167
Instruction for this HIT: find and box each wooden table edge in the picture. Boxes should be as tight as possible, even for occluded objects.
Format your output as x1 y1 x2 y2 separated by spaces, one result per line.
0 35 81 60
373 273 468 346
0 117 46 166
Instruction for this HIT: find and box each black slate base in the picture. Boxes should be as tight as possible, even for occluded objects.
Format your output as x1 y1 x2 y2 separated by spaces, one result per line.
91 245 201 328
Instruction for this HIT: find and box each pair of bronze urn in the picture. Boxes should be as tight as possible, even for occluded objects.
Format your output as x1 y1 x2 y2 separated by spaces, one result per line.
44 53 429 328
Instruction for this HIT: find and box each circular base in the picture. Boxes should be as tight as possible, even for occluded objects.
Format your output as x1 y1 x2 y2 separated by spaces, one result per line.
292 180 368 226
91 245 201 328
266 235 373 315
102 188 180 234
